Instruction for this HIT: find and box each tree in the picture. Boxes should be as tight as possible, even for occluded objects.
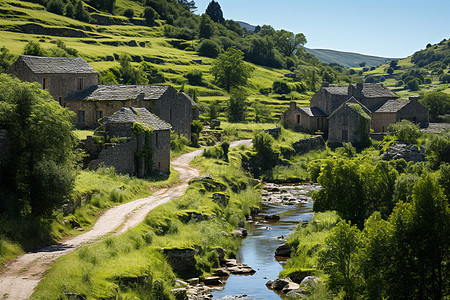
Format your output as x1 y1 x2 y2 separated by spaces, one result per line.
274 30 307 57
387 67 394 74
118 54 149 85
387 120 422 144
123 8 134 19
190 120 203 147
184 69 203 86
143 7 158 26
406 78 420 91
390 60 398 68
178 0 197 12
74 0 91 23
199 14 215 39
197 39 220 58
46 0 64 15
359 62 366 67
319 220 362 299
205 0 224 23
23 41 47 57
227 88 247 122
420 91 450 122
90 0 116 13
211 47 254 92
65 2 74 18
0 74 76 217
0 46 14 73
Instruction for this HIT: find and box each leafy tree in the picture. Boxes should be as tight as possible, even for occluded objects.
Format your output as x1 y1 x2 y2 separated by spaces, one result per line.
252 101 271 123
123 8 134 19
252 130 278 172
387 120 422 144
207 100 219 122
387 67 394 74
190 119 203 147
359 62 366 67
74 0 91 23
0 46 14 73
247 36 283 68
211 47 254 92
184 69 203 85
118 54 149 85
227 88 247 122
143 7 158 26
199 14 215 39
406 78 420 91
274 30 307 57
0 74 76 217
272 80 290 94
23 41 48 57
99 70 119 85
178 0 197 12
425 132 450 169
90 0 116 13
319 220 362 299
205 0 224 23
308 70 318 92
197 39 220 58
420 91 450 122
65 2 74 18
390 60 398 68
46 0 64 15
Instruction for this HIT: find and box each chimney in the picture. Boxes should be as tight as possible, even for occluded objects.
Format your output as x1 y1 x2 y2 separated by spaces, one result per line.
321 81 329 88
290 101 297 110
409 96 419 102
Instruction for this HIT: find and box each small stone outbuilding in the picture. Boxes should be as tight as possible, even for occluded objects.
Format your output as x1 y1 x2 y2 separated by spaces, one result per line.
281 102 327 133
371 96 429 132
89 107 171 176
328 97 371 146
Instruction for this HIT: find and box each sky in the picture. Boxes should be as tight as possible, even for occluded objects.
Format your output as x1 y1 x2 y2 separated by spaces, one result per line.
193 0 450 58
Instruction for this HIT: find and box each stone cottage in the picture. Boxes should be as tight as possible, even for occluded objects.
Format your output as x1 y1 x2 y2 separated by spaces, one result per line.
88 107 171 176
8 55 98 105
8 55 198 139
327 97 371 146
371 96 429 132
282 82 429 143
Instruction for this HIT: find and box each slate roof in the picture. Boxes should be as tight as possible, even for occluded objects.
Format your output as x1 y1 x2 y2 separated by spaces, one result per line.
323 86 348 95
103 107 171 131
65 85 171 101
180 92 199 107
18 55 97 74
329 97 371 118
299 107 327 117
351 83 399 99
374 99 410 113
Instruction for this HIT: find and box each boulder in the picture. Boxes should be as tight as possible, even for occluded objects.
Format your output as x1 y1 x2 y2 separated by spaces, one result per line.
292 136 326 154
187 278 199 285
286 289 308 298
271 277 292 290
163 248 196 277
202 276 222 285
223 259 238 267
212 247 226 261
381 141 425 162
264 214 280 220
213 268 230 276
228 265 256 275
274 243 292 257
231 228 247 237
300 276 319 288
282 282 300 294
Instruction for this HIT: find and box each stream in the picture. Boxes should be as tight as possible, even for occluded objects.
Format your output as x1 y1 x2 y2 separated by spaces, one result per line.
211 183 319 300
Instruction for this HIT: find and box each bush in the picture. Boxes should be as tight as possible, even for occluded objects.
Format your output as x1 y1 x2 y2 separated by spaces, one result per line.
123 8 134 18
388 120 422 144
184 69 203 86
65 2 74 17
23 41 47 56
46 0 64 15
197 39 220 58
406 79 420 91
272 81 290 94
143 7 158 26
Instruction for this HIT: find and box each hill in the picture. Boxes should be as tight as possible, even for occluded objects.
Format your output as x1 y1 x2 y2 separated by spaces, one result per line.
304 48 397 68
237 21 256 32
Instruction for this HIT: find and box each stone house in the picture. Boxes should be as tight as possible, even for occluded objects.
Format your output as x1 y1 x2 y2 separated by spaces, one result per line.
8 55 98 105
88 107 171 176
328 97 371 146
281 102 327 133
8 55 198 139
371 96 429 132
282 82 429 144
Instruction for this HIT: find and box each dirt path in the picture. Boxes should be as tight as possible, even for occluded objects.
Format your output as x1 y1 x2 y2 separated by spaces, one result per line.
0 139 252 299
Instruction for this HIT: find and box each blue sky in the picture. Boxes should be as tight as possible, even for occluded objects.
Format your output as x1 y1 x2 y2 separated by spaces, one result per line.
194 0 450 58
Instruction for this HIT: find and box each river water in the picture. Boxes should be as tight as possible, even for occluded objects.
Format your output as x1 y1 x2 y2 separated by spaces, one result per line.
211 184 317 300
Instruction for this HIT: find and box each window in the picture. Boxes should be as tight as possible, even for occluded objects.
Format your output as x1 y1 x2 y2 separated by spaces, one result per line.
297 115 300 123
77 78 84 90
155 132 159 148
317 118 320 128
342 130 348 141
169 109 172 121
42 78 48 89
96 110 103 122
58 97 63 105
77 111 85 125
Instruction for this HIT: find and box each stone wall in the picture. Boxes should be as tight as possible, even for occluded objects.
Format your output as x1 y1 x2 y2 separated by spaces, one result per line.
371 112 397 132
328 105 370 146
262 127 281 139
292 136 326 154
156 90 193 139
397 98 429 128
150 130 171 174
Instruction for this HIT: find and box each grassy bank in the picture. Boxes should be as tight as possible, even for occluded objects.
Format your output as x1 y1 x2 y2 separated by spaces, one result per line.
32 146 261 299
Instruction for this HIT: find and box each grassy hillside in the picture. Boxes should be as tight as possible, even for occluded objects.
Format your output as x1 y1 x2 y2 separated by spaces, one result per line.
304 47 396 68
352 39 450 98
0 0 359 121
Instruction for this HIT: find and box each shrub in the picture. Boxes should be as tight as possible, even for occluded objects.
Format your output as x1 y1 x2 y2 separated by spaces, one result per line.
406 79 420 91
184 69 203 86
65 2 74 17
23 41 47 56
123 8 134 19
46 0 64 15
197 39 220 58
143 7 158 26
272 81 290 94
388 120 422 144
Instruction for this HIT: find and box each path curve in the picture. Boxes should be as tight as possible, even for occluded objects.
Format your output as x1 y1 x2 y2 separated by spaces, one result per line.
0 139 252 299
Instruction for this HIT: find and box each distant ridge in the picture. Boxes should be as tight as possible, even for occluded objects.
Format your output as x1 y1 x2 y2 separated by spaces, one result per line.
304 48 399 68
237 21 257 32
